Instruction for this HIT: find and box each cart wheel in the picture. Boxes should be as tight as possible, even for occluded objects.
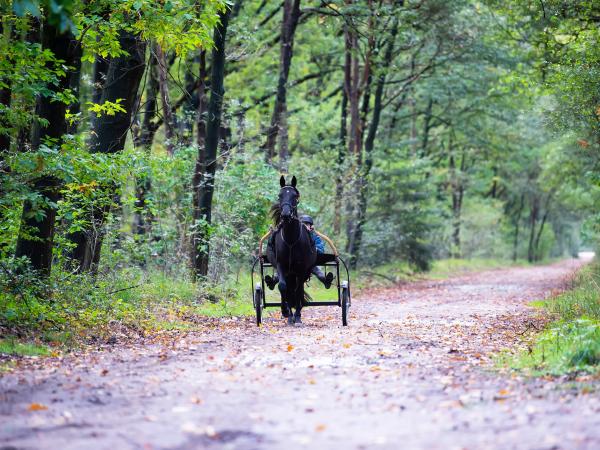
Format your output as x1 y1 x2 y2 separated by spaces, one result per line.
341 281 349 326
253 283 263 326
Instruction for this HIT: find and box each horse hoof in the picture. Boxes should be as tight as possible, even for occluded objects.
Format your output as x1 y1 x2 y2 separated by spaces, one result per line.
287 315 295 325
281 309 290 318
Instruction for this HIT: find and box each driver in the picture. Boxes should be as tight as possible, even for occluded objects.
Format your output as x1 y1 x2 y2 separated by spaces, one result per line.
265 215 334 289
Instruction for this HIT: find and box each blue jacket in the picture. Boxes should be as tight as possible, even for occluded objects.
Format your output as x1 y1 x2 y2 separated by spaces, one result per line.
310 230 325 254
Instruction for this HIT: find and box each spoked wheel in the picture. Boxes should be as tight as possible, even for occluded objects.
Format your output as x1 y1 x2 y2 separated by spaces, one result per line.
253 283 263 326
341 281 350 326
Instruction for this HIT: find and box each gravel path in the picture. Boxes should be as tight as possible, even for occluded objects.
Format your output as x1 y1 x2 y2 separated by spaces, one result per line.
2 258 599 450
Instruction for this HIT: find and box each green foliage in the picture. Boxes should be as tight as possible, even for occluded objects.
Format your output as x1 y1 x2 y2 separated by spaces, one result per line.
0 15 68 143
87 99 126 117
77 0 225 59
12 0 77 32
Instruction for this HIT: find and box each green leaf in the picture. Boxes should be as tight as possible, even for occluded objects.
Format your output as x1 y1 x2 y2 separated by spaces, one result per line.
12 0 40 17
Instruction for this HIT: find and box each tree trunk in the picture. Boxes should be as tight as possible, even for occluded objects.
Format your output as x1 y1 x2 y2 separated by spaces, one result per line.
333 88 347 235
14 22 81 275
533 193 552 261
0 67 10 253
180 60 197 146
449 139 464 259
196 50 208 149
0 84 11 152
132 51 160 235
264 0 301 167
349 17 398 266
13 17 41 153
343 1 363 259
72 31 146 272
451 183 464 258
91 56 109 105
0 16 11 146
512 193 524 261
527 195 539 263
156 44 176 155
0 13 10 152
191 8 230 278
134 51 160 149
421 97 433 156
90 33 146 154
66 41 83 135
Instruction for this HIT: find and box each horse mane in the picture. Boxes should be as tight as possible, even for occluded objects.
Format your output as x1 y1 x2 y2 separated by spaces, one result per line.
270 202 281 226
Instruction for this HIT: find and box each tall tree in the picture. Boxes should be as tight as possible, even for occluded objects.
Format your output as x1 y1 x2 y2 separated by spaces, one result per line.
344 0 373 265
71 31 146 272
0 17 13 153
156 43 176 156
349 16 399 263
14 19 81 275
191 7 231 278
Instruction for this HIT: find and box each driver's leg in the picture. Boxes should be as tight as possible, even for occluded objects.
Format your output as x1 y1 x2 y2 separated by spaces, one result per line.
265 272 279 290
312 266 334 289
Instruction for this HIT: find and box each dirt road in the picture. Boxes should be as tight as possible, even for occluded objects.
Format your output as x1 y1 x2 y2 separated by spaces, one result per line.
2 259 599 450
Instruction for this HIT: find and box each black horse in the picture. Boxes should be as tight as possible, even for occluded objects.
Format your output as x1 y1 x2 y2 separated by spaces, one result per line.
266 176 317 325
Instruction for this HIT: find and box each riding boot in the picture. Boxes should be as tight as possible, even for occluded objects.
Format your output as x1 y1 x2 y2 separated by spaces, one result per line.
265 273 279 290
312 266 334 289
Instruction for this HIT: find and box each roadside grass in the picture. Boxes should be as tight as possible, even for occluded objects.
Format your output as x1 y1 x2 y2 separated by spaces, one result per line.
501 262 600 375
0 338 50 357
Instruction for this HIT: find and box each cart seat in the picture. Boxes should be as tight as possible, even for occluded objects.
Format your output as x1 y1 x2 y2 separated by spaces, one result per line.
316 253 337 264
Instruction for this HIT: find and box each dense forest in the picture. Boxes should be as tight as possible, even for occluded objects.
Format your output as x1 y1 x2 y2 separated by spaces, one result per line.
0 0 599 336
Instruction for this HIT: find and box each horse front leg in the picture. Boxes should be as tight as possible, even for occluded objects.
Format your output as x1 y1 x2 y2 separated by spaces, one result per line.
293 282 304 326
276 266 293 323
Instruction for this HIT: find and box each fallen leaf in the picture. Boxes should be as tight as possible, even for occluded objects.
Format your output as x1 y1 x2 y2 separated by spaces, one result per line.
287 344 294 352
315 424 326 432
28 403 48 411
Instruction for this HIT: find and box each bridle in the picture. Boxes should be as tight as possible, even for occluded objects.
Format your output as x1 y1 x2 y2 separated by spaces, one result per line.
278 185 300 221
276 185 314 265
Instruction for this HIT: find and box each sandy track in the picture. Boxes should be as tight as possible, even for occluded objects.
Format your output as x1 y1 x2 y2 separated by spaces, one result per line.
2 258 599 450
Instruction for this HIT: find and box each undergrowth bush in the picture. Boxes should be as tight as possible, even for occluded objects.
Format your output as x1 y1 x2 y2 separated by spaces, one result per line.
0 255 259 348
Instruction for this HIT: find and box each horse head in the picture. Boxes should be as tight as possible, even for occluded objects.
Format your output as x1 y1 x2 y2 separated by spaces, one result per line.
278 175 299 222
